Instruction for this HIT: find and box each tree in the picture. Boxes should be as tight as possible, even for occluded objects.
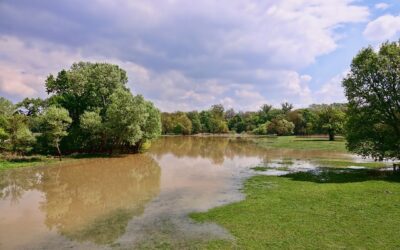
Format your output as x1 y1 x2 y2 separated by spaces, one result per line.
267 116 295 136
281 102 293 114
139 101 162 148
316 106 346 141
259 104 272 123
41 106 72 160
228 114 246 133
6 114 36 154
343 41 400 160
172 112 192 135
45 62 129 151
224 108 236 120
252 122 269 135
187 111 202 134
104 89 147 152
80 109 104 150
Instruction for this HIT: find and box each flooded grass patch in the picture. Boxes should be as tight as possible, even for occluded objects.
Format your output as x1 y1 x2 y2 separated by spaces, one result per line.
315 159 389 169
256 136 347 152
191 169 400 249
250 166 269 171
0 156 55 170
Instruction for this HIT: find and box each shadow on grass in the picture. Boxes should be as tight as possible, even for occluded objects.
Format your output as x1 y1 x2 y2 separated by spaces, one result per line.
282 168 400 184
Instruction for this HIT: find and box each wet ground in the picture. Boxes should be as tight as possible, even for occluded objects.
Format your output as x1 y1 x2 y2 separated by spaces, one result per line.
0 136 374 249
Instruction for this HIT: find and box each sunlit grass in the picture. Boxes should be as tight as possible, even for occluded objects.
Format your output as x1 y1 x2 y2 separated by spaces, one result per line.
256 136 347 152
191 170 400 249
315 159 389 169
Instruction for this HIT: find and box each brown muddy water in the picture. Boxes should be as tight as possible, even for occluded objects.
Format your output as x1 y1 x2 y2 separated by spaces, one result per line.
0 136 356 249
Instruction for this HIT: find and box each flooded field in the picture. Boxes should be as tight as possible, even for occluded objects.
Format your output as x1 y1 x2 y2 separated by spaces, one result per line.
0 136 362 249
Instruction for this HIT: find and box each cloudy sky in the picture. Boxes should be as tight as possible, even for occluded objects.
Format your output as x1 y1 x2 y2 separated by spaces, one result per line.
0 0 399 111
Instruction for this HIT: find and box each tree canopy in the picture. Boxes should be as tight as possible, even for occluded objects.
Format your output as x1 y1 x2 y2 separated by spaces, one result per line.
343 41 400 160
0 62 161 156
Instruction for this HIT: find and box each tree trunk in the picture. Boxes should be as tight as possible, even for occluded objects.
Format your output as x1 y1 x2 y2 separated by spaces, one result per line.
328 131 335 141
56 143 62 161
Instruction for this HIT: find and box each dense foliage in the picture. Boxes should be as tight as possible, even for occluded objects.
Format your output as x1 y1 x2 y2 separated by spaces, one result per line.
343 41 400 160
161 102 347 140
0 62 162 157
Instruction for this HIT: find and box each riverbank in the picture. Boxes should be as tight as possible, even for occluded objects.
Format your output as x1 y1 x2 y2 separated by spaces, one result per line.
0 153 114 170
191 169 400 249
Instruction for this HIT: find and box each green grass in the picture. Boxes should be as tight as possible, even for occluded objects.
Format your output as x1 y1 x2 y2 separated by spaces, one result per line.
316 159 389 169
191 169 400 249
250 166 270 171
256 136 347 152
0 153 117 171
0 156 56 170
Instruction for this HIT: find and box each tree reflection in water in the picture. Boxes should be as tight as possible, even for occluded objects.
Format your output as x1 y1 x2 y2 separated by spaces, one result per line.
0 154 160 246
149 136 349 164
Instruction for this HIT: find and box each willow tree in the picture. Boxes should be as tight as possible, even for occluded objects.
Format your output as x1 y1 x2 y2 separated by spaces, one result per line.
343 41 400 160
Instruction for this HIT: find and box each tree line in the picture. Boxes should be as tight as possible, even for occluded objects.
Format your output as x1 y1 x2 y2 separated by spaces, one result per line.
161 41 399 162
0 62 162 159
161 102 347 141
0 41 398 162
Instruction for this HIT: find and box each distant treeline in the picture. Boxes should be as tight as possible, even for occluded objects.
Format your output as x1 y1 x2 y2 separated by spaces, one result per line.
161 102 347 141
0 62 161 158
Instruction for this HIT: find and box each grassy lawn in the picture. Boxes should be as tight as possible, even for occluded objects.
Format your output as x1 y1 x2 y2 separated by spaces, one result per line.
191 169 400 249
255 136 347 152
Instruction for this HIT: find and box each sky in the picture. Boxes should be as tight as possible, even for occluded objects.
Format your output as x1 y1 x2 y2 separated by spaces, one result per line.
0 0 399 112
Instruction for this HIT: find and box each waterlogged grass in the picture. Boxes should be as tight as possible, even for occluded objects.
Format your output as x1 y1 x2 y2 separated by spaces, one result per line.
316 159 389 169
250 166 270 171
0 156 55 170
191 169 400 249
0 153 115 170
256 136 347 152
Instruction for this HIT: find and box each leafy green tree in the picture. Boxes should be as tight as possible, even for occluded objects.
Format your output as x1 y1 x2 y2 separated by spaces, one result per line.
104 89 147 152
5 114 36 154
172 112 192 135
210 104 225 119
252 122 270 135
228 114 246 133
41 106 72 160
316 106 346 141
187 111 202 134
45 62 129 151
343 41 400 160
259 104 272 123
0 127 8 151
80 109 104 150
161 113 174 134
267 116 295 136
139 101 162 147
46 62 128 123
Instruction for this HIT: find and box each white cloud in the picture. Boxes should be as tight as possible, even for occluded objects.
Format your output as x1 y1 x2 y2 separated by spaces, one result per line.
363 15 400 42
374 3 389 10
0 0 371 109
314 71 348 104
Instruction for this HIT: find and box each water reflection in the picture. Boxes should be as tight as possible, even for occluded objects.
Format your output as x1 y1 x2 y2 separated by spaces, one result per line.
0 154 160 249
150 136 351 163
0 136 355 249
